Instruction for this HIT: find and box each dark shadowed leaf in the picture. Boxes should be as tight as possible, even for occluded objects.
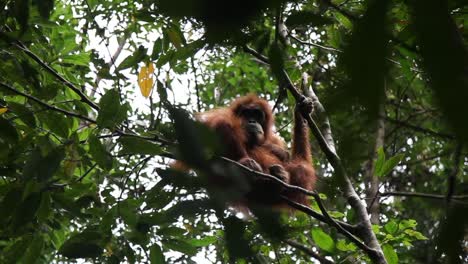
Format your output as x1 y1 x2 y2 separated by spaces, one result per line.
339 0 390 118
117 46 147 71
268 43 285 85
97 89 128 129
0 117 19 143
0 186 22 222
59 231 104 259
12 192 41 229
8 102 36 127
224 216 252 261
88 135 114 170
408 0 468 144
42 112 72 138
22 235 44 264
165 200 211 219
150 244 165 264
286 11 333 28
14 0 29 32
170 107 220 168
118 137 163 155
164 239 197 256
34 0 54 19
23 146 65 182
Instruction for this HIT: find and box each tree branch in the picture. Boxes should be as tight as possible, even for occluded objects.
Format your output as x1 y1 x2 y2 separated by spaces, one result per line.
285 239 335 264
380 191 468 201
0 81 96 124
13 41 100 111
243 19 387 263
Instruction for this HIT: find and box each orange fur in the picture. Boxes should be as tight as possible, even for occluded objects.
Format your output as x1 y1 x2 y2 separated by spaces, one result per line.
197 94 316 208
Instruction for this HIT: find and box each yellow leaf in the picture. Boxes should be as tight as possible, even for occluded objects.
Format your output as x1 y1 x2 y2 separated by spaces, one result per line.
138 63 155 98
0 108 7 115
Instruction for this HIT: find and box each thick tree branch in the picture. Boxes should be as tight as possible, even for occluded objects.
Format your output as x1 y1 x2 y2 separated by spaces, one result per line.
366 103 385 224
220 157 357 233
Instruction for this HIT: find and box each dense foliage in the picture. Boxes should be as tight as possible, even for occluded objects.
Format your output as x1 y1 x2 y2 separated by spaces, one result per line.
0 0 467 263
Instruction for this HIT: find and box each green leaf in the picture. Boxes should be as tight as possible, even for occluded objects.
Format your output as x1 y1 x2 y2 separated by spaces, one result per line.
380 154 404 177
311 228 335 253
375 147 385 177
88 135 113 170
382 244 398 264
399 219 417 230
150 244 166 264
334 12 353 30
404 229 428 240
165 25 186 49
60 53 90 67
336 239 357 252
164 239 197 256
187 236 217 247
286 11 333 28
151 38 164 60
96 89 128 129
117 46 147 71
328 211 345 219
384 220 399 235
118 137 163 155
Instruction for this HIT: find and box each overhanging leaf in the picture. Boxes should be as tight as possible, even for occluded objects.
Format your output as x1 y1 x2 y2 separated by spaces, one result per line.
150 244 165 264
375 147 385 177
286 11 333 28
117 46 147 71
118 136 163 155
97 89 128 129
311 228 335 253
380 154 404 177
382 244 398 264
88 135 114 170
59 231 104 259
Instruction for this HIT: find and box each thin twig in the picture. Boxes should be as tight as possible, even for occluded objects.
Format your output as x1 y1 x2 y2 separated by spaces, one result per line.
77 163 98 182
